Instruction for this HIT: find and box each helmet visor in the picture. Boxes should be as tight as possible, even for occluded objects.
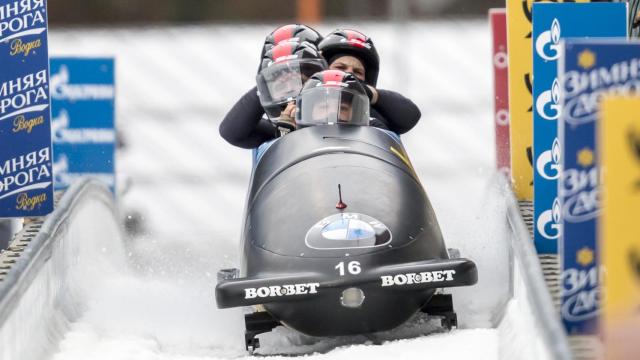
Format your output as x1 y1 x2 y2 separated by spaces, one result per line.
296 87 370 127
256 59 327 107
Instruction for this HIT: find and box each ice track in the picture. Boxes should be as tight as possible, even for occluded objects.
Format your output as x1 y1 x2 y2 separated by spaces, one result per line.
0 21 568 360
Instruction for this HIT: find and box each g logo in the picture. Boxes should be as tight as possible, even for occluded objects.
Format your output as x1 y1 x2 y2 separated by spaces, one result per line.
536 198 561 240
535 78 561 121
535 18 561 61
536 138 561 180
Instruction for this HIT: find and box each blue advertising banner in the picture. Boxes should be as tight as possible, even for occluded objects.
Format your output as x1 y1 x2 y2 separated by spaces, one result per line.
558 38 640 335
0 0 53 217
50 58 116 193
532 2 627 255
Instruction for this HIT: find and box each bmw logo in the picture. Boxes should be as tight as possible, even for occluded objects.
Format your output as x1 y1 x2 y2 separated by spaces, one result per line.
305 213 392 250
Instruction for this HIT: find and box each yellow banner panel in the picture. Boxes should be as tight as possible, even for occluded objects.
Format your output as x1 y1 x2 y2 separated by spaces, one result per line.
506 0 591 200
600 96 640 360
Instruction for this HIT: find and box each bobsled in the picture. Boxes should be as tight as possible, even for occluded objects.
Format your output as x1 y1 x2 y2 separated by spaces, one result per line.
215 124 478 352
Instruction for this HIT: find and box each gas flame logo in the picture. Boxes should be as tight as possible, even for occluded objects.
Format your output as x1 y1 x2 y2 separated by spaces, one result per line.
552 78 560 106
535 18 561 61
552 198 561 224
536 197 562 240
551 19 561 45
536 137 562 180
552 138 561 165
536 78 561 121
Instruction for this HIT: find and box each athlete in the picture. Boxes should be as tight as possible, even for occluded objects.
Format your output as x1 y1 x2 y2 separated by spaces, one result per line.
219 40 326 148
296 70 371 127
220 24 324 149
220 26 419 149
318 29 421 134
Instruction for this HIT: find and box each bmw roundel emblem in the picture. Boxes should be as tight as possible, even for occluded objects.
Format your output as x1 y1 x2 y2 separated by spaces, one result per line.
305 213 392 250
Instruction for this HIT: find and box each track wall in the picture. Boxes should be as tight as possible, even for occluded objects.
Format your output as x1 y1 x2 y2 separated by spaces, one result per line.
0 180 123 360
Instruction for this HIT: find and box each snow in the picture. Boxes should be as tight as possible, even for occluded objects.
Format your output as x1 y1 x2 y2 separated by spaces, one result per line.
50 268 499 360
38 20 510 359
47 195 505 359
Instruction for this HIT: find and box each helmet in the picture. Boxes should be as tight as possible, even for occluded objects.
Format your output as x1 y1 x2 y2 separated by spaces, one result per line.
318 29 380 86
262 24 323 55
258 24 323 73
256 41 328 120
295 70 370 127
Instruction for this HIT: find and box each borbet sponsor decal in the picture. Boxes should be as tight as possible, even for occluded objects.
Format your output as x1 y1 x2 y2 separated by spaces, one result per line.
244 283 320 299
380 270 456 287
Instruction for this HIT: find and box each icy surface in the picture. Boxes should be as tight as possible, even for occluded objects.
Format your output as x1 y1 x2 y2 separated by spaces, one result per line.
50 262 499 359
45 20 505 359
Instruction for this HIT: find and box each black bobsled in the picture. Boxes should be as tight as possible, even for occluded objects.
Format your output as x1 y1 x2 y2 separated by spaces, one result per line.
215 125 478 352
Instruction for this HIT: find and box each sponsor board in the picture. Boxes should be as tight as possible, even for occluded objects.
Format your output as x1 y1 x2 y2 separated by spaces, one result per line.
600 97 640 360
506 0 591 200
558 38 639 335
0 0 53 217
50 58 115 193
490 9 510 177
532 2 627 254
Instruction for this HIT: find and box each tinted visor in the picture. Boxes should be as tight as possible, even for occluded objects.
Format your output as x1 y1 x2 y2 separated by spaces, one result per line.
256 59 327 107
296 87 370 127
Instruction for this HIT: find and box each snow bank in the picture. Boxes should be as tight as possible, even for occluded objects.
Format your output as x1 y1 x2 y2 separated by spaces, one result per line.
496 177 572 360
0 180 125 360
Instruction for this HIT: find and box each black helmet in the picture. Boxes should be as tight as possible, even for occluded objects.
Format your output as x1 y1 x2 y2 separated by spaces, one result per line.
318 29 380 86
256 41 327 120
263 24 323 53
295 70 370 127
258 24 323 73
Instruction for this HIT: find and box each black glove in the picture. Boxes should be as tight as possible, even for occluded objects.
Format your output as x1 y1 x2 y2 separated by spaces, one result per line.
356 77 374 101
